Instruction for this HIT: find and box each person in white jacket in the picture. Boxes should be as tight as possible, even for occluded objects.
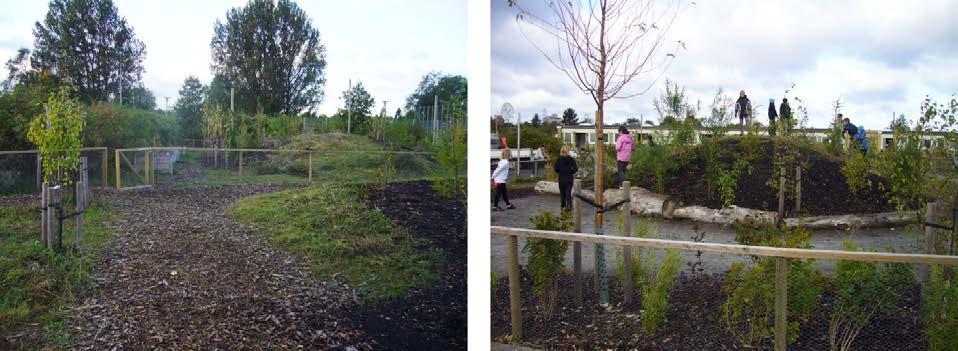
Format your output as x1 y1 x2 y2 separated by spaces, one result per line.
491 148 515 211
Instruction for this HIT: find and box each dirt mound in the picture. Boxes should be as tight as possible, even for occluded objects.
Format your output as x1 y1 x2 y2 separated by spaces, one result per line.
634 137 896 216
359 181 467 350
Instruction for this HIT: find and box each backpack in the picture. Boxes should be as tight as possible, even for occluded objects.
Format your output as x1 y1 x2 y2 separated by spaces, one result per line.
854 126 869 151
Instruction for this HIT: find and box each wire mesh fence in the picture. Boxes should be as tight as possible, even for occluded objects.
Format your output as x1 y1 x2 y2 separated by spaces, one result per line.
0 148 108 195
114 147 438 190
491 193 958 350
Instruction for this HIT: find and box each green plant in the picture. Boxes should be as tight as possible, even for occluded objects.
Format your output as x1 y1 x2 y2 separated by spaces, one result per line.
27 87 84 185
523 210 572 318
641 248 681 332
432 110 466 199
876 122 930 211
630 144 671 193
924 265 958 351
716 158 751 208
841 147 872 192
723 223 822 346
376 152 395 192
828 241 915 351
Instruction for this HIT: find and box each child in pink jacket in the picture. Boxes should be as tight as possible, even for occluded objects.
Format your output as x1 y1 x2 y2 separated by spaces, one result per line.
615 126 634 186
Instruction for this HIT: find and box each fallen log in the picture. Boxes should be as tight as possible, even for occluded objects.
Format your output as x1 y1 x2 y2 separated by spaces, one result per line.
533 181 917 229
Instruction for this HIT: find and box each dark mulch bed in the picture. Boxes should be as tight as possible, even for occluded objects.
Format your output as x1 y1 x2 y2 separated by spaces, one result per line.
358 181 467 350
632 137 896 216
492 269 927 350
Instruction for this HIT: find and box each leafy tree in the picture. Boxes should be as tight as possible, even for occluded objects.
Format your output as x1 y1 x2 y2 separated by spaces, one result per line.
206 73 234 111
211 0 327 115
125 84 155 110
394 107 401 119
27 87 84 184
32 0 145 102
0 70 60 149
2 48 32 91
530 113 541 127
561 107 578 125
404 72 467 108
653 79 699 122
175 76 207 140
343 81 375 117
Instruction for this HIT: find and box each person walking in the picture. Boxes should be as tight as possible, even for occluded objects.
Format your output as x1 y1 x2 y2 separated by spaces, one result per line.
491 148 515 211
768 98 778 136
615 125 634 186
554 145 578 210
734 90 753 132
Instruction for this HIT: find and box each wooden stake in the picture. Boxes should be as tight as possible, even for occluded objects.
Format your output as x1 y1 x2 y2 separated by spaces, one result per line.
778 167 786 224
774 256 788 351
622 181 633 304
573 179 583 305
919 201 938 281
102 148 108 188
115 149 121 189
308 153 313 182
507 234 522 340
41 183 48 248
35 153 41 188
239 151 244 176
76 158 86 249
795 166 802 214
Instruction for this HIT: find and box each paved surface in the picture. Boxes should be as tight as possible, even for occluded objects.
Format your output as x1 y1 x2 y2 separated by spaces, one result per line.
491 194 921 276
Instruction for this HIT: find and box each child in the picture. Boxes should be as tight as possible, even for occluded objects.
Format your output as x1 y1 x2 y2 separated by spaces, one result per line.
492 148 515 211
554 145 579 210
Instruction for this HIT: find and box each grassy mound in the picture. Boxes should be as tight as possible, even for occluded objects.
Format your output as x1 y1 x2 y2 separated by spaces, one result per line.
631 136 895 215
228 184 443 302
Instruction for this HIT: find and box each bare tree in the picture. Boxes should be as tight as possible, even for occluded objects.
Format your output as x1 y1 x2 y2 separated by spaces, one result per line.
509 0 688 303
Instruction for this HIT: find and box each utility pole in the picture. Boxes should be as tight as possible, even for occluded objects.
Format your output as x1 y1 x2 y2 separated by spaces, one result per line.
347 79 352 134
516 112 521 180
380 100 389 141
165 97 171 115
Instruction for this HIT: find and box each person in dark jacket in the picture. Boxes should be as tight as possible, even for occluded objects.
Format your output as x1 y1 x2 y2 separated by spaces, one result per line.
734 90 752 132
841 116 857 154
779 98 792 120
554 145 579 210
767 98 778 136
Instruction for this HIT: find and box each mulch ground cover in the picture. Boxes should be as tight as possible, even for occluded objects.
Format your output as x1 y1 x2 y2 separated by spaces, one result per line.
491 269 927 350
631 138 896 216
358 181 467 350
68 185 372 350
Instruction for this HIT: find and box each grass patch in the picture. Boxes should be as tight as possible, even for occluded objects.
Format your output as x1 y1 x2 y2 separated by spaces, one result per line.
0 201 115 347
228 184 442 302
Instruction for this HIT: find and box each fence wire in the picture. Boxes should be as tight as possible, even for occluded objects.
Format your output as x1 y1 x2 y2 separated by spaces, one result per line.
0 149 108 195
492 216 958 350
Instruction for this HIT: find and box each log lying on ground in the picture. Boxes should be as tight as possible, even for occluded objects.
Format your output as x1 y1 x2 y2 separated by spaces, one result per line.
534 181 916 229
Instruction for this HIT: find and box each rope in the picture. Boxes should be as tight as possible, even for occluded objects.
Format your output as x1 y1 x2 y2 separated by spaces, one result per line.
573 193 631 214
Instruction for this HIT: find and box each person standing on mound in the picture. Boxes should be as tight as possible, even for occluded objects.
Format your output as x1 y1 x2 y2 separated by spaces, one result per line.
615 125 634 187
768 98 778 136
491 148 515 211
554 145 578 210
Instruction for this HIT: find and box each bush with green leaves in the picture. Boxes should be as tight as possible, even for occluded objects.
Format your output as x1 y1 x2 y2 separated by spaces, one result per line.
924 265 958 351
614 216 682 332
629 144 671 193
829 241 915 351
523 210 572 318
876 123 930 211
841 147 872 192
432 119 466 199
27 88 84 184
716 158 751 208
723 223 823 346
84 102 178 148
384 118 428 150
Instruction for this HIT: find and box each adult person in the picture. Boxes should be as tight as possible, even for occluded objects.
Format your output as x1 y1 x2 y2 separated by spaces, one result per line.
491 148 515 211
615 125 634 186
841 116 858 154
779 98 792 134
734 90 752 132
554 145 578 210
767 98 778 136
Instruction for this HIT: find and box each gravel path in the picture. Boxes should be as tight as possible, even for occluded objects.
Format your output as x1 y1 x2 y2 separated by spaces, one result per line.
491 194 922 276
69 185 370 350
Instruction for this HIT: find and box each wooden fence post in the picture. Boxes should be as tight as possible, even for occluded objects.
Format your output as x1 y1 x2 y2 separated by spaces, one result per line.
622 181 633 304
239 151 244 176
778 167 786 223
507 234 522 341
795 166 802 214
102 148 108 188
115 149 121 189
76 157 86 249
308 153 313 182
41 183 48 249
920 201 938 281
775 256 788 351
35 153 41 188
572 178 583 306
50 186 59 251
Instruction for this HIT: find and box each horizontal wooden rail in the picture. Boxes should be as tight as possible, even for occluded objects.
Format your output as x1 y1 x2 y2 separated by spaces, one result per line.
116 146 431 155
0 147 107 156
491 226 958 265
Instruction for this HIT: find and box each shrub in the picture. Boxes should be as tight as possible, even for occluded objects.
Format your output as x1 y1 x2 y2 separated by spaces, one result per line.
829 241 914 351
614 217 682 332
27 88 84 184
723 224 823 346
716 158 751 208
630 144 671 193
924 265 958 351
841 147 872 192
876 123 930 211
384 118 427 150
84 102 178 148
524 211 572 318
432 120 466 199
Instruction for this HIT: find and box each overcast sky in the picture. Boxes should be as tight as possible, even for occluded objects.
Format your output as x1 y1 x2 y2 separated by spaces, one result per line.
492 0 958 129
0 0 466 115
